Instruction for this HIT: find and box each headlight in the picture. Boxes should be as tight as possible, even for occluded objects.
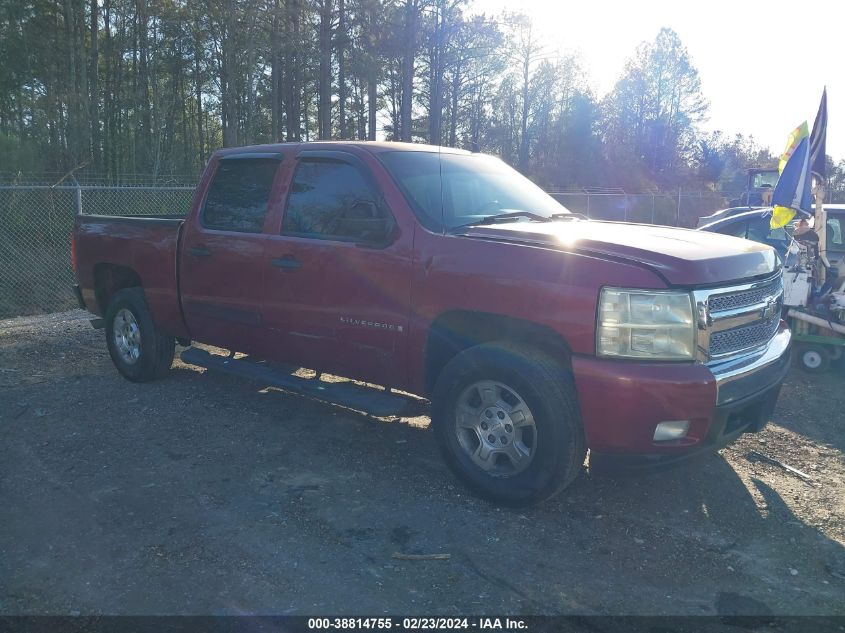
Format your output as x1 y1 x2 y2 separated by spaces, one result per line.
597 288 695 360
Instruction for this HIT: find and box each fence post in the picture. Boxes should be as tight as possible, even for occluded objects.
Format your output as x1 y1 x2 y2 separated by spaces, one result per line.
677 187 681 227
74 183 83 215
651 194 655 224
586 193 591 219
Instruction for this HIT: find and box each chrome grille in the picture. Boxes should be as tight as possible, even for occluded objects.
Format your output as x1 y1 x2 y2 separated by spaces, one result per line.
694 272 784 362
708 277 782 313
709 314 781 356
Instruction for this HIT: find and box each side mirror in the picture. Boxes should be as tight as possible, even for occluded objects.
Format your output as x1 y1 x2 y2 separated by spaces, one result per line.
356 216 397 248
349 201 378 218
341 200 397 247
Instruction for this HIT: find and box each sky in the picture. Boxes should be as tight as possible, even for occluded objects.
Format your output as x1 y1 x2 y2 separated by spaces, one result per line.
471 0 843 161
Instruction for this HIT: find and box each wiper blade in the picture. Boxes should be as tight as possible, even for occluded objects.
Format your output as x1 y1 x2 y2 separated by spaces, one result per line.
550 212 586 221
477 211 550 224
454 211 551 230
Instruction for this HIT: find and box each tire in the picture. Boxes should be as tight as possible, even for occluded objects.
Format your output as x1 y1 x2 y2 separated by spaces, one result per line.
798 344 830 373
431 342 586 506
105 287 175 382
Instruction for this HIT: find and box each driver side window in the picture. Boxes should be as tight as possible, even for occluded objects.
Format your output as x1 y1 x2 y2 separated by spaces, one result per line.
283 158 394 244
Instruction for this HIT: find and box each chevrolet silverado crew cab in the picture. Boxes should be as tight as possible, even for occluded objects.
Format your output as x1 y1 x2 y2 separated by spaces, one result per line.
72 142 792 505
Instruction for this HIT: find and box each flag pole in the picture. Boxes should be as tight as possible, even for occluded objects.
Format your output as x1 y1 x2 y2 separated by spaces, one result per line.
809 87 828 287
814 180 826 286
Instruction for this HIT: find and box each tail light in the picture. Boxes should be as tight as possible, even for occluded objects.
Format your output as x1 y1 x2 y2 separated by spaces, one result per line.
70 233 77 272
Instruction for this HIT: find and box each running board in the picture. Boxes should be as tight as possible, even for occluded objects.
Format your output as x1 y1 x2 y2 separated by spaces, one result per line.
180 347 415 417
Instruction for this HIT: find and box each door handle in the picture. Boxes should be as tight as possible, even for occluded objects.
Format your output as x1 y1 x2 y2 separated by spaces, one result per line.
190 246 211 257
271 256 302 271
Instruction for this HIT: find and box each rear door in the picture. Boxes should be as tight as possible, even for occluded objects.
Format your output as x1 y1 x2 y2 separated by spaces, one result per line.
260 150 412 387
180 153 284 352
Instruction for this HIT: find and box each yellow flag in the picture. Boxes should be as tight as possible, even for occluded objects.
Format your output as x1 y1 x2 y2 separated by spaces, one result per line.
778 122 809 173
770 205 797 229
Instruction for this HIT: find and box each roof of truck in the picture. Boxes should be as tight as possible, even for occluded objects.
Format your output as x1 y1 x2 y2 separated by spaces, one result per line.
213 140 474 157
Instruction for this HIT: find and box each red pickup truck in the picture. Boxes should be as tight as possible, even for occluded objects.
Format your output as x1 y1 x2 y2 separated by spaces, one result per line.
72 142 791 505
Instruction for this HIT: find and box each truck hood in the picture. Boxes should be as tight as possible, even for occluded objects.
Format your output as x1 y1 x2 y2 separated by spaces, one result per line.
461 220 780 286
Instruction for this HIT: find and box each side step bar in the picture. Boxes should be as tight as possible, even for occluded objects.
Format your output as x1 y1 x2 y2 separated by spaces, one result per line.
180 347 417 417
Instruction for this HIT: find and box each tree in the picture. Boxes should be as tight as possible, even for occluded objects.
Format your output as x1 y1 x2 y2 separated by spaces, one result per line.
2 1 835 197
398 0 423 142
317 0 333 139
698 132 776 192
828 157 845 193
602 27 708 188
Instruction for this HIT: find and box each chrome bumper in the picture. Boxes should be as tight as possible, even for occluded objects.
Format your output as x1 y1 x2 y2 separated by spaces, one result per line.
709 325 792 406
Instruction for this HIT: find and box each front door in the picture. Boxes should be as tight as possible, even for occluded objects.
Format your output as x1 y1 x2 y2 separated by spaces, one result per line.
260 150 412 387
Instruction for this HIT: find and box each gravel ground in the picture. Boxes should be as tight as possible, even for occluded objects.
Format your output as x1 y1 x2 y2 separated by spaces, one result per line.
1 310 843 616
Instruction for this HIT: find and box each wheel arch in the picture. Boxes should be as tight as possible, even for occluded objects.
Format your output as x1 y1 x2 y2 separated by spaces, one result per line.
93 263 143 314
423 310 573 396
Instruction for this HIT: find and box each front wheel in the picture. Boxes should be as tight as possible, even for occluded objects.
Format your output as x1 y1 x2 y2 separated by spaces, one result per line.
105 287 175 382
431 342 586 506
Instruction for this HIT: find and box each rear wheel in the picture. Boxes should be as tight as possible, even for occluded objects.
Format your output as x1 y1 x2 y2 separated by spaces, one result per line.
105 287 175 382
431 342 586 506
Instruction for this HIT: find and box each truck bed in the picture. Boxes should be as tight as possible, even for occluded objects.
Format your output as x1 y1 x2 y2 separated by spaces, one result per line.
73 213 188 338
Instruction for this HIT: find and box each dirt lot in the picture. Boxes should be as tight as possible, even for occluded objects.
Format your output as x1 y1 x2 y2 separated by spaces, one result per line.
1 310 843 616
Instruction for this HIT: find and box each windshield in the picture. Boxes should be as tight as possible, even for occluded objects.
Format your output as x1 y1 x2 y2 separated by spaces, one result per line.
751 171 779 188
379 150 569 231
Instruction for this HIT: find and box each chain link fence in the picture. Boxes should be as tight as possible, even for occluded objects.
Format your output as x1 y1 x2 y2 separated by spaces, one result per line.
551 191 712 227
548 190 741 227
2 183 845 319
548 188 845 225
0 185 194 319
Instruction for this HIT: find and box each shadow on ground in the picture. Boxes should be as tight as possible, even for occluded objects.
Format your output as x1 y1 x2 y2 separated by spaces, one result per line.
1 313 843 616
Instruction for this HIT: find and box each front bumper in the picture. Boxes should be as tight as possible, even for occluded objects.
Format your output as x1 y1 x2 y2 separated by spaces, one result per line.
572 323 791 462
708 326 791 406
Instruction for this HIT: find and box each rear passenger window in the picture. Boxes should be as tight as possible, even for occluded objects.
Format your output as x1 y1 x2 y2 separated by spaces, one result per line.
202 158 280 232
283 158 393 243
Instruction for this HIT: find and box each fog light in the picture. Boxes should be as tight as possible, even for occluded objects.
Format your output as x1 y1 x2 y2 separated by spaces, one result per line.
653 420 690 442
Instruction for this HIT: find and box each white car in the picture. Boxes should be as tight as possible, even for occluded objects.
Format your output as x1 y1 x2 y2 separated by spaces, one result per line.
699 204 845 278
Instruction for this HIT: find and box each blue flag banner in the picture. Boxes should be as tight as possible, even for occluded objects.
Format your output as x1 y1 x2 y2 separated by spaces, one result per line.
770 136 813 228
809 88 828 183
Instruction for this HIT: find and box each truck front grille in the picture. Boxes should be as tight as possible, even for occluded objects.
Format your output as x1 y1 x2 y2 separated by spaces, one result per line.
709 314 781 356
695 272 784 361
708 276 782 313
